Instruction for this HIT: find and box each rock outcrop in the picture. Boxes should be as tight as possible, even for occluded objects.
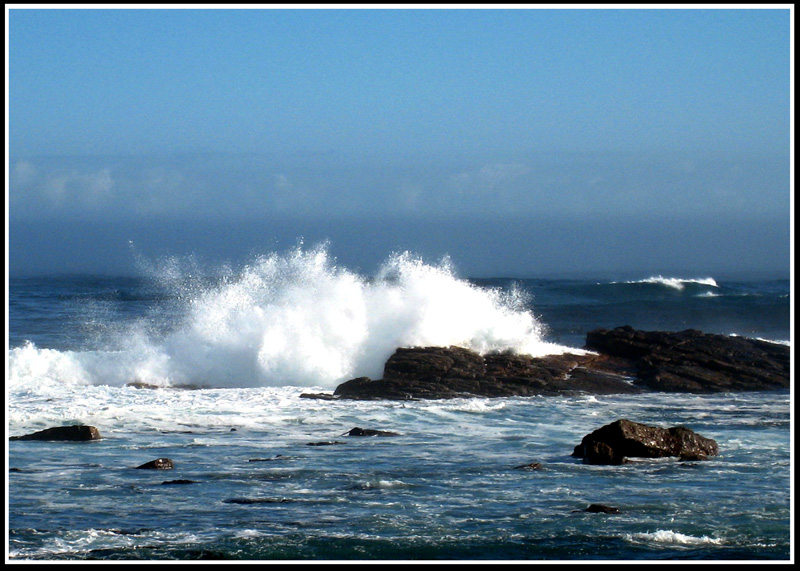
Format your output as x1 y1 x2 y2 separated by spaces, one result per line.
329 327 790 400
334 347 642 400
10 425 102 441
572 419 719 465
585 326 790 393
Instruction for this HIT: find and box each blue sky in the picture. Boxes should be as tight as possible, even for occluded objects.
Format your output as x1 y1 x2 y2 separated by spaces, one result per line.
6 6 793 277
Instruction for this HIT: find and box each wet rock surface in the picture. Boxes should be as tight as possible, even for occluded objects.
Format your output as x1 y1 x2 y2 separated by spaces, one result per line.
344 427 401 437
135 458 174 470
585 326 790 393
10 425 102 441
572 419 719 465
329 327 789 400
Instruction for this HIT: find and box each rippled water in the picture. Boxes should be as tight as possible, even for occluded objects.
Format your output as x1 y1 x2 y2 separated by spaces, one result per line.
7 253 792 560
8 387 791 560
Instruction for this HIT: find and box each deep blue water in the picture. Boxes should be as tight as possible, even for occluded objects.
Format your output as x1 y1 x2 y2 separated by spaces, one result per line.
6 256 793 561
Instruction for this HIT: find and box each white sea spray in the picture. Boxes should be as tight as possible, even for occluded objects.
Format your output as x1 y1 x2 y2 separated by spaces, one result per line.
8 245 571 391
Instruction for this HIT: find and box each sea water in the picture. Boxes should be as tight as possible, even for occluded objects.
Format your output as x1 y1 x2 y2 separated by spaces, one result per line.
6 245 793 561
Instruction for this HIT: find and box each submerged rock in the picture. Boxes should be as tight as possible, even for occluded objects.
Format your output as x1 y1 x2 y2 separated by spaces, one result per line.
222 497 294 504
572 419 718 465
10 425 101 442
513 462 542 471
583 504 621 514
344 427 400 437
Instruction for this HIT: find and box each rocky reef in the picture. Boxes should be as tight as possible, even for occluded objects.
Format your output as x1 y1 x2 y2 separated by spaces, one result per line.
320 326 790 401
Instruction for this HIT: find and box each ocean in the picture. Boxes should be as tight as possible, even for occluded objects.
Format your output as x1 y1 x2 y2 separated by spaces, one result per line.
6 246 793 561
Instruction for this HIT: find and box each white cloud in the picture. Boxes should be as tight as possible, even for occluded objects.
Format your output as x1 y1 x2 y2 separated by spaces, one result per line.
449 162 532 196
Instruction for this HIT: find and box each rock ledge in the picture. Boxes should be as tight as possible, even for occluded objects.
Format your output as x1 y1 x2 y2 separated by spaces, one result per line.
325 326 789 400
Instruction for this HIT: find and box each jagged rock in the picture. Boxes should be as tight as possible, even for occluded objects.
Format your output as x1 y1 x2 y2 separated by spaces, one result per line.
135 458 174 470
10 425 101 442
572 419 718 465
383 346 486 381
334 347 641 400
330 327 789 400
585 326 790 393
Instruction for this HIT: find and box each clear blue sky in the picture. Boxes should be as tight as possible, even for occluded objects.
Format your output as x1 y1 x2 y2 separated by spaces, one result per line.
6 6 793 277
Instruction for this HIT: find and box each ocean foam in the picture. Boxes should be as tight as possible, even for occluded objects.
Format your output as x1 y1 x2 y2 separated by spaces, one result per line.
626 530 724 546
618 276 719 291
9 245 568 390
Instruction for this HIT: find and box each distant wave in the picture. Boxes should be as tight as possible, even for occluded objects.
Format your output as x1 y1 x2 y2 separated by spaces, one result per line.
612 276 719 291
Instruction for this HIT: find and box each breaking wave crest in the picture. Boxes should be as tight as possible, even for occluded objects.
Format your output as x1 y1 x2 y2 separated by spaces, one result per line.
9 245 567 390
616 276 719 291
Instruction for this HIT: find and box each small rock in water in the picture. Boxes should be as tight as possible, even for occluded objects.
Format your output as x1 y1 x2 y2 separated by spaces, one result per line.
299 392 337 400
306 441 346 446
161 479 196 485
572 419 718 465
344 427 400 437
579 504 621 514
223 497 294 504
10 425 102 442
136 458 174 470
513 462 542 470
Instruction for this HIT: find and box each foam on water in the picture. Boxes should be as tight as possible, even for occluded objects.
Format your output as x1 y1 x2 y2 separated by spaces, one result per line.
9 245 568 391
617 275 719 290
626 530 724 546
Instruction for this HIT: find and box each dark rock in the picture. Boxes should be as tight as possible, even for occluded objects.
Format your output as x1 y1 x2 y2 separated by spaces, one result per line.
572 419 718 465
585 326 790 393
344 427 400 437
161 479 196 485
10 425 102 441
383 345 486 381
306 441 346 446
299 392 337 400
584 504 620 514
330 326 789 400
135 458 174 470
223 497 294 504
513 462 542 470
334 347 641 400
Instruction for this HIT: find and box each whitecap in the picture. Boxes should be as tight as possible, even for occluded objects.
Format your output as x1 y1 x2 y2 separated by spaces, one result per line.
617 275 719 291
626 529 724 546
